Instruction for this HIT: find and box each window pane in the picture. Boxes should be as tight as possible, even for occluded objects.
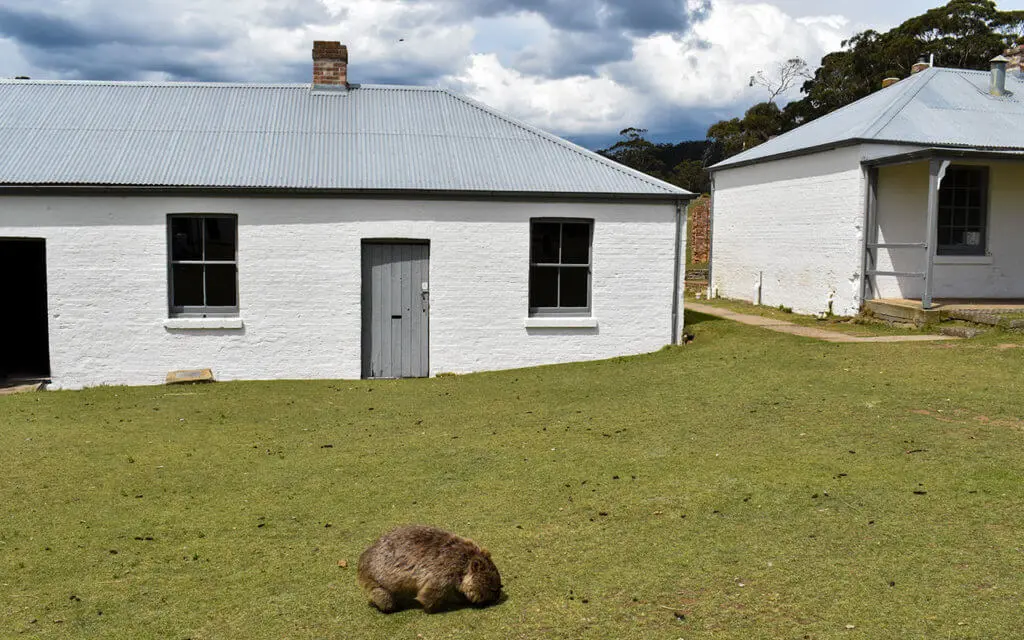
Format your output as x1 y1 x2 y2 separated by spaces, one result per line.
559 267 589 308
938 167 985 255
170 218 203 261
529 266 559 308
561 223 590 264
205 264 238 307
531 222 561 263
938 227 952 246
172 264 204 307
205 217 236 261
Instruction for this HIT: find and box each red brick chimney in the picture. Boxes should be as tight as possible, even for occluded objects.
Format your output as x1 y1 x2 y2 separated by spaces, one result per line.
1005 45 1024 74
313 41 348 87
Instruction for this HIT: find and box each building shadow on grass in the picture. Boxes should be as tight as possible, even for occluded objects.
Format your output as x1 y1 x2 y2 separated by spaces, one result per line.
683 310 719 327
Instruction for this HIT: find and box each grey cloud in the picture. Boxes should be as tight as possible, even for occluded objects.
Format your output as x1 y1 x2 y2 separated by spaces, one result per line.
351 60 449 87
18 43 230 81
449 0 712 37
454 0 712 80
1 0 713 84
0 6 105 49
0 1 329 81
257 0 333 29
514 31 632 78
0 5 230 51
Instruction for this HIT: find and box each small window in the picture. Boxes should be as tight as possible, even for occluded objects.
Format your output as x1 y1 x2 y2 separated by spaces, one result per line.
938 166 987 256
168 215 238 316
529 219 592 315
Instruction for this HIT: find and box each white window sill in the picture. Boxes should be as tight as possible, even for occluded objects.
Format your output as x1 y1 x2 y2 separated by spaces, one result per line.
164 318 244 330
524 316 598 329
934 255 993 265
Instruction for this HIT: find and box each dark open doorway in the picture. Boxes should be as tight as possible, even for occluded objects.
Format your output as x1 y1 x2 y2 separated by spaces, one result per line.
1 238 51 384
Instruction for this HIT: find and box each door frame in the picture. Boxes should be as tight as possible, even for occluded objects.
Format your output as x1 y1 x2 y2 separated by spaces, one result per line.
0 237 51 383
360 239 430 379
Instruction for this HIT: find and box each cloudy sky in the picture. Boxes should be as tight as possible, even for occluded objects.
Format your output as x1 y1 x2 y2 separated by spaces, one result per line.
3 0 1024 147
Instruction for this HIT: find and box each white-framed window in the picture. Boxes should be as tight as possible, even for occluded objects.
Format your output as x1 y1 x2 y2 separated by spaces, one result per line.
168 214 238 317
938 166 988 256
529 219 593 316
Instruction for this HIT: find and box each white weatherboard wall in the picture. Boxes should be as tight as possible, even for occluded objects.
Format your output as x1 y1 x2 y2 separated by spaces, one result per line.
874 161 1024 300
0 196 680 389
711 146 866 316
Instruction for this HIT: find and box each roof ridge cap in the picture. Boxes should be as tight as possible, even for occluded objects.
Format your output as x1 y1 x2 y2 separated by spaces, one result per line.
438 88 689 195
0 78 311 88
861 67 937 139
0 79 449 90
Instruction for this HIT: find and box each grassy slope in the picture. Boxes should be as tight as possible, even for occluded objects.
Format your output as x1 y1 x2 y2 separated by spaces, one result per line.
1 312 1022 639
690 297 933 337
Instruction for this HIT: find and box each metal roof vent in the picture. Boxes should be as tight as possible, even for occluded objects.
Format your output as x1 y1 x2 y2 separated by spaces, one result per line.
990 55 1010 97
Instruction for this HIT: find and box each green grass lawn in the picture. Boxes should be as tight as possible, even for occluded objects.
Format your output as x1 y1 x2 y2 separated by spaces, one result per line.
2 312 1023 639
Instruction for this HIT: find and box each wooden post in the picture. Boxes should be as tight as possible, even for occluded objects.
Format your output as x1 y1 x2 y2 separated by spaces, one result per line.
922 159 948 310
671 200 687 345
861 167 879 305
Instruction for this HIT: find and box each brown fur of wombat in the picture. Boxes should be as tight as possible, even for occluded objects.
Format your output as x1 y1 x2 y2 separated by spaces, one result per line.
357 525 503 613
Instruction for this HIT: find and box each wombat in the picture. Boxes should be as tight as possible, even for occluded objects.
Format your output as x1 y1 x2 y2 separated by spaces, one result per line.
357 525 503 613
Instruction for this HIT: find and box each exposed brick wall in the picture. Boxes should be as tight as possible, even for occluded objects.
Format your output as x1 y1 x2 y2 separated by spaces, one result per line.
1006 45 1024 74
313 41 348 86
688 195 711 265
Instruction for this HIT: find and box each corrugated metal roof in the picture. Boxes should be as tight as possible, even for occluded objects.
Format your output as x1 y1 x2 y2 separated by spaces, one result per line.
713 67 1024 170
0 79 689 196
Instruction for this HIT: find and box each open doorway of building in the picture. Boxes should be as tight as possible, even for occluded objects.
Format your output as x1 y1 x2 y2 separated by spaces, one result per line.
1 238 51 384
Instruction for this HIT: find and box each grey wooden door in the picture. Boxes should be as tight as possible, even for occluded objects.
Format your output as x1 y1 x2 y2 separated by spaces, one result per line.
361 242 429 379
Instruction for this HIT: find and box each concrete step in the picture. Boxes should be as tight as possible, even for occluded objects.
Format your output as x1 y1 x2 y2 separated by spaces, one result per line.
863 300 946 326
0 381 46 396
939 326 988 338
947 309 1024 330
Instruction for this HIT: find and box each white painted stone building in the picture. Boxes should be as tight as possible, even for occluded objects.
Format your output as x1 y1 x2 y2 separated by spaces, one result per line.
709 59 1024 317
0 43 693 390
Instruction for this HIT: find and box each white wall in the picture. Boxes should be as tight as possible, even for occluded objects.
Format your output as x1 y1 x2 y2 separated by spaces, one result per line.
710 146 866 316
0 196 681 389
874 161 1024 300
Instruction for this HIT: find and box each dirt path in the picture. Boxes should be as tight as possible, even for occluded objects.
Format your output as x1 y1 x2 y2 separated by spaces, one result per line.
687 302 958 344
